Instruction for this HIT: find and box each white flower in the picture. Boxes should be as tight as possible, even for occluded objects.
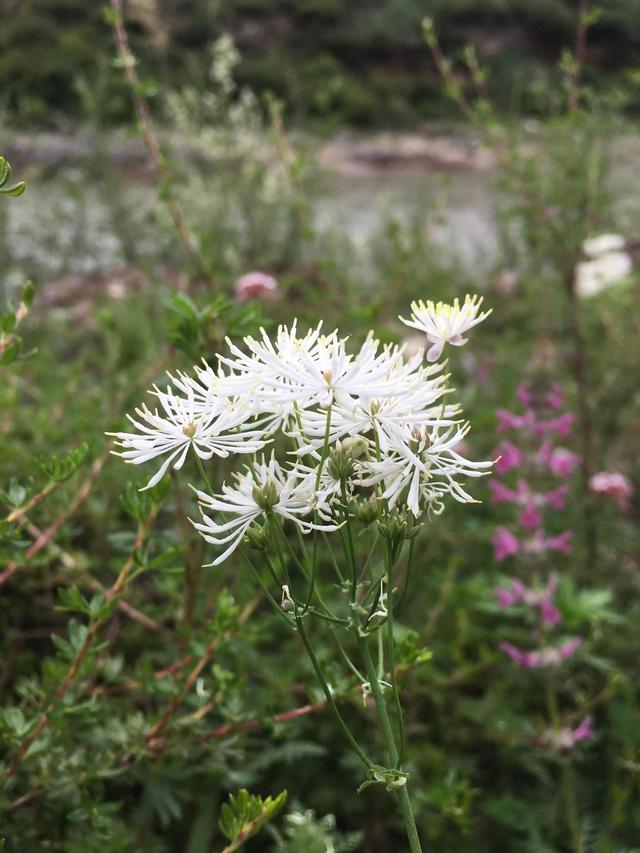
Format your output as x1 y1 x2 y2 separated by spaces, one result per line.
220 325 414 411
400 295 491 362
192 456 340 565
356 424 492 516
575 251 632 298
108 387 266 490
582 233 625 257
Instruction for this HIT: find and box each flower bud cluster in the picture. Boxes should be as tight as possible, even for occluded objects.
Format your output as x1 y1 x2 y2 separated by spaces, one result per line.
491 382 592 751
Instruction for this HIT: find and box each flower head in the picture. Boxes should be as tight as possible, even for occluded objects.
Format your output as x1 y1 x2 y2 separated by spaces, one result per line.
192 456 340 565
589 471 633 511
108 387 266 490
492 527 519 560
400 295 491 362
234 271 278 302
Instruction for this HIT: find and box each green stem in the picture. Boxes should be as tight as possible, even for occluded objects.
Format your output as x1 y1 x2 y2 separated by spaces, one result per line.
295 615 374 771
545 679 583 853
386 542 406 763
361 636 422 853
194 454 214 494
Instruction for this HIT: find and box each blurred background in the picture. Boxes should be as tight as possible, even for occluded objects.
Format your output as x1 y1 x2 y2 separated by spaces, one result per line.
1 1 639 851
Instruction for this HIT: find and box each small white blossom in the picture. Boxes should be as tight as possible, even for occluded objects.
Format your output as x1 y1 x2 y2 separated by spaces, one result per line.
192 457 340 565
400 295 491 362
356 424 492 517
108 387 266 490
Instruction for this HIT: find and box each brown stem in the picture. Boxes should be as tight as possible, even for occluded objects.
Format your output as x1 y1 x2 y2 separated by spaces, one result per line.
2 510 157 781
5 482 56 524
569 0 590 112
0 456 105 589
142 600 257 748
109 0 207 284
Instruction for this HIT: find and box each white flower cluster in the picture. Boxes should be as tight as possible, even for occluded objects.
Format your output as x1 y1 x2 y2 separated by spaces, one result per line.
109 296 492 564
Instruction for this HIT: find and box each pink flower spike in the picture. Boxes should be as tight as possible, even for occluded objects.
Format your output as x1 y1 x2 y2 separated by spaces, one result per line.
492 527 519 561
489 480 518 504
589 471 633 511
520 503 542 529
516 383 533 407
234 271 278 302
494 441 522 474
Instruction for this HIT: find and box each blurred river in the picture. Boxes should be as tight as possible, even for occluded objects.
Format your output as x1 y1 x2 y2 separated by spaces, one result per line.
2 127 638 285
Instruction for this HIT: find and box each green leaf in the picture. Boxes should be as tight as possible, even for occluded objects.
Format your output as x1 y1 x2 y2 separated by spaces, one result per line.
219 789 287 850
7 479 27 508
37 443 90 483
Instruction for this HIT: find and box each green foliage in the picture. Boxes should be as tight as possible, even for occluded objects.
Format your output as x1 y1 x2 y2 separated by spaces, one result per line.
36 442 90 483
271 808 363 851
166 292 268 362
0 157 26 198
4 0 640 125
219 788 287 850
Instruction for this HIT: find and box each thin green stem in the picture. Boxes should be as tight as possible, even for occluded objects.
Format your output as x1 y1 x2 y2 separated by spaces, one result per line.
322 531 345 584
545 679 583 853
295 615 374 771
361 636 422 853
194 454 214 494
386 542 406 764
240 553 292 629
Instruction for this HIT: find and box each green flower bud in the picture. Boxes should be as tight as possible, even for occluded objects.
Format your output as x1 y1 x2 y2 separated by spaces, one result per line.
327 446 354 482
378 508 421 551
243 522 270 551
252 479 279 510
355 495 380 525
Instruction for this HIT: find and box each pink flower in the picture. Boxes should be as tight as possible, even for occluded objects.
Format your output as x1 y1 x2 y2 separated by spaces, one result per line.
500 636 582 668
539 442 580 479
494 440 522 474
570 715 594 743
543 484 569 510
546 530 573 555
234 271 278 302
535 413 574 438
545 715 593 750
496 409 535 432
494 574 561 627
589 471 633 511
492 527 519 560
520 503 542 529
489 480 518 504
500 641 532 667
539 598 561 628
523 529 573 556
